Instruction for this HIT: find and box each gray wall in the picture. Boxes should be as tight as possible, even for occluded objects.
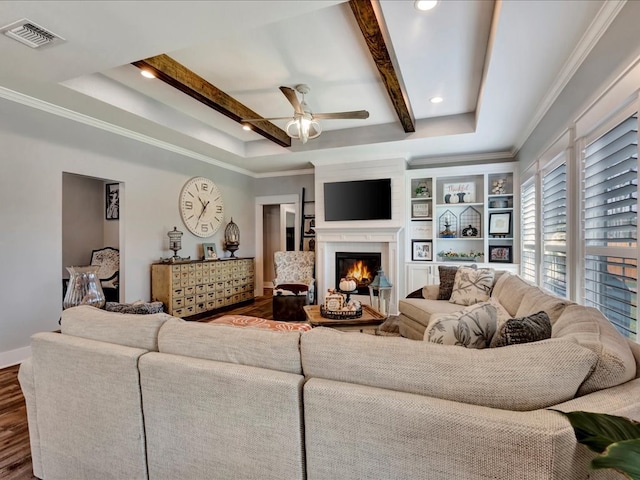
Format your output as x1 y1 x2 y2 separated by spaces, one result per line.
0 97 254 365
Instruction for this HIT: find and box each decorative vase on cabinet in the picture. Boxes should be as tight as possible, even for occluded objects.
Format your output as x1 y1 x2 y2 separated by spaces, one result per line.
63 266 106 309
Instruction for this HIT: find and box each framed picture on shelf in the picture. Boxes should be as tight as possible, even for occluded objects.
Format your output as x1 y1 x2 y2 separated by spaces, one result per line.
489 245 512 263
410 222 433 239
105 183 119 220
489 212 511 236
443 182 475 203
412 240 433 261
203 243 218 260
412 202 430 218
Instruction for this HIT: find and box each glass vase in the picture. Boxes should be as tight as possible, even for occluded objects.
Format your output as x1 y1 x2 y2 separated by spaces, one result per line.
63 266 106 310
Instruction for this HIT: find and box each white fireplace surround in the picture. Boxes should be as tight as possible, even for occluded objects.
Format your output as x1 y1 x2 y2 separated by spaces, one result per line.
315 226 402 315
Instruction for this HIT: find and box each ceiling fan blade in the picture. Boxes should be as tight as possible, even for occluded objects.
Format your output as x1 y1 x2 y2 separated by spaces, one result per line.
242 117 292 122
280 86 304 115
313 110 370 120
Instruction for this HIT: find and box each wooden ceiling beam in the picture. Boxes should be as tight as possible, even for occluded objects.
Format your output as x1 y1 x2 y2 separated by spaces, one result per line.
132 54 291 148
349 0 415 133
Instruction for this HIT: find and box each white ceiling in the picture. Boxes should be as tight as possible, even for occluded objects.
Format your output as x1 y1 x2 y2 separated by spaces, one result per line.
0 1 614 175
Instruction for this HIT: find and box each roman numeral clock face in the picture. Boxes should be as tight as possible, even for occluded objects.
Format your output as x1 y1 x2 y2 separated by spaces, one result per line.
179 177 224 238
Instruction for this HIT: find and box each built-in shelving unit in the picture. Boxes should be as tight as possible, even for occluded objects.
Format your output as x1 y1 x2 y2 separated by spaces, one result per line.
405 163 520 292
300 187 315 251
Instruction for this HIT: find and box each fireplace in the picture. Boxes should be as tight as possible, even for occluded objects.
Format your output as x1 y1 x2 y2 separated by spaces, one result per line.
335 252 381 295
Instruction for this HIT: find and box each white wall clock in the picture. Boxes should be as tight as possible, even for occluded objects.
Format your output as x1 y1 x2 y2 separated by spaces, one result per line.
179 177 224 237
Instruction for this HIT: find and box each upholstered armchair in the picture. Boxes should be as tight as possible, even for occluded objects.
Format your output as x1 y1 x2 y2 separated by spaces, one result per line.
272 251 315 321
90 247 120 302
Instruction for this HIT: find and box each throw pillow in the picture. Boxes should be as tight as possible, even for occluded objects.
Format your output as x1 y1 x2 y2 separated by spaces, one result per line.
406 287 424 299
449 266 495 306
425 302 497 349
437 266 459 300
488 297 512 327
490 311 552 348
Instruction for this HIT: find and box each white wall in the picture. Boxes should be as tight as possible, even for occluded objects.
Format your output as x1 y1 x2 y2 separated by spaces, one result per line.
0 97 254 366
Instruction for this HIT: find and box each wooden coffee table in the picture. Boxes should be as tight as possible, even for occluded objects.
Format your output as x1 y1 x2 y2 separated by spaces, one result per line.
303 304 386 328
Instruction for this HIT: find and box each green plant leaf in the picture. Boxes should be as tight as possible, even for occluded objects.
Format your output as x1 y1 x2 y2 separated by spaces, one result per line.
550 410 640 453
591 440 640 480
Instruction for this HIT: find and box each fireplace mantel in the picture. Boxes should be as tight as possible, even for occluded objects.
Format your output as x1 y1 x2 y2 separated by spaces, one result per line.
314 225 403 315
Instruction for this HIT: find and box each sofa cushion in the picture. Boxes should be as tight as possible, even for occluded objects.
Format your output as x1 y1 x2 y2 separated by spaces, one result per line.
425 302 497 349
490 273 535 316
61 305 176 351
449 267 495 306
437 265 459 300
398 298 467 329
553 304 636 395
490 311 551 348
488 297 512 326
158 318 302 374
209 315 311 332
515 287 573 323
301 328 597 411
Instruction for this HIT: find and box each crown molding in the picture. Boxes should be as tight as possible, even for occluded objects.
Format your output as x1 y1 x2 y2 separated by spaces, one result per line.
408 150 514 167
0 86 258 177
254 168 315 178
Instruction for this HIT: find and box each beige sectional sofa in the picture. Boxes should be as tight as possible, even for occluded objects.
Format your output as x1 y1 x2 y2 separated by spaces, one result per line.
19 289 640 480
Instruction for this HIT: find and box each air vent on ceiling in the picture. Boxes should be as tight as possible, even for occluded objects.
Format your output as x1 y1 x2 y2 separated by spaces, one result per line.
0 18 65 49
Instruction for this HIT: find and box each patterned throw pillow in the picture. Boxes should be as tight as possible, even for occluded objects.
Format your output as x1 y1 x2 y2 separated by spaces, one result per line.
425 302 497 349
449 267 495 306
437 266 459 300
490 311 551 348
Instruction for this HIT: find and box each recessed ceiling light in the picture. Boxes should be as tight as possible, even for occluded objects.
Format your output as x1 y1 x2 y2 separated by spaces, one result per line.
242 124 252 131
430 96 444 104
140 69 156 79
414 0 438 11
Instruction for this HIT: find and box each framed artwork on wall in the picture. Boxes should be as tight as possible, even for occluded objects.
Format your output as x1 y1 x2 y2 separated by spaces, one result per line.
488 245 512 263
488 212 511 236
105 183 119 220
412 240 433 261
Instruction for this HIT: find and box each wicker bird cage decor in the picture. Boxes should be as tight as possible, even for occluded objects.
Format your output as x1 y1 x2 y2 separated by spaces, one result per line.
224 218 240 258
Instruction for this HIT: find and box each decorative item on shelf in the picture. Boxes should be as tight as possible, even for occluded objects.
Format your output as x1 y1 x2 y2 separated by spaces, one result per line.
412 240 433 261
63 266 106 310
439 210 457 237
491 178 507 194
412 202 430 218
459 206 481 237
368 268 392 317
489 212 512 238
415 182 430 197
202 242 217 260
224 217 240 258
489 245 513 263
443 182 475 203
437 250 483 262
167 226 183 261
339 277 358 303
489 199 508 208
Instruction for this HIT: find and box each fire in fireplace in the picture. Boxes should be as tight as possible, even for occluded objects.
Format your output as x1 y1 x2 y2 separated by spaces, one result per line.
335 252 381 295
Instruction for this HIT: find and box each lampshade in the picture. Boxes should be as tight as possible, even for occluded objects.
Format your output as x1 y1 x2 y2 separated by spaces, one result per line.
286 113 322 144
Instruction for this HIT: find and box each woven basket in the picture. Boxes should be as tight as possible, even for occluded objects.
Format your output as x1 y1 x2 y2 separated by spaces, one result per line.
320 305 363 319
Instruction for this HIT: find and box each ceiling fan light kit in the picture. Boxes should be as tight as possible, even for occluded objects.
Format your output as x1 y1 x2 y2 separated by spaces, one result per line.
241 84 369 144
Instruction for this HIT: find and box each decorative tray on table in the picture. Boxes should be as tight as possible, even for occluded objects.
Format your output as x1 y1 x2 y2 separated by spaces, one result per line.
320 305 363 319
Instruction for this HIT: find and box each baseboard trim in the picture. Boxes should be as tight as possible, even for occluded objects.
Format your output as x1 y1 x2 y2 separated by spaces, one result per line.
0 346 31 369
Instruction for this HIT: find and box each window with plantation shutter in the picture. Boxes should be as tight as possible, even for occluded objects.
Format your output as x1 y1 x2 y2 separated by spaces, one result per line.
542 161 567 297
583 113 638 340
521 180 536 282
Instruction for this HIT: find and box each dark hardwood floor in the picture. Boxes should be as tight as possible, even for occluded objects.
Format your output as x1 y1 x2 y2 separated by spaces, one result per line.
0 291 274 480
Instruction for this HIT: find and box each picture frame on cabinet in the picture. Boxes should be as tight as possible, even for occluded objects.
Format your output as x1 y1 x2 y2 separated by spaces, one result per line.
203 243 218 260
105 183 119 220
410 222 433 239
489 212 511 236
412 240 433 261
488 245 512 263
412 202 430 217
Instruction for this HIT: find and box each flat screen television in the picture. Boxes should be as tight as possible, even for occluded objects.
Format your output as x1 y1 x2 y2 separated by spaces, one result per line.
324 178 392 221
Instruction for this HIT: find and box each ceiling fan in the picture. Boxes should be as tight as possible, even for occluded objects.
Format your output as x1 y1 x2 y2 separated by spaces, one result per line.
242 84 369 144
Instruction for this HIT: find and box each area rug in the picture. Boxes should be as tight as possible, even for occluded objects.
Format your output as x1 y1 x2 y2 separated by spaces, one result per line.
375 315 401 336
